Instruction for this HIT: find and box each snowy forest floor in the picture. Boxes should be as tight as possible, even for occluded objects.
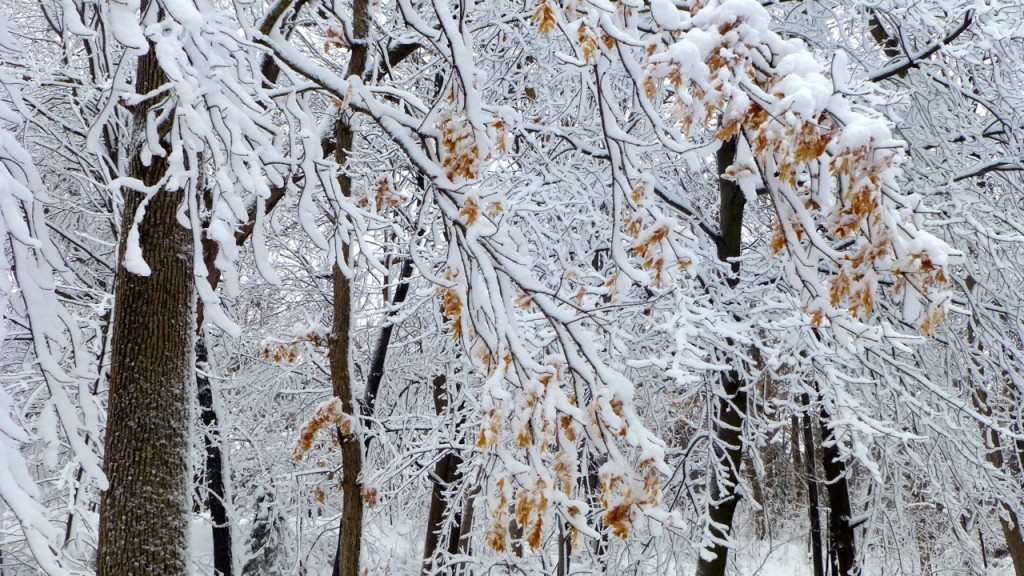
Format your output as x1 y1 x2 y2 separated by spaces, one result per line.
187 513 1017 575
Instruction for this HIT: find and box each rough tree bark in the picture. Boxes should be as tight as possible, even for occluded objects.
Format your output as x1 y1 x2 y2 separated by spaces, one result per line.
97 30 194 576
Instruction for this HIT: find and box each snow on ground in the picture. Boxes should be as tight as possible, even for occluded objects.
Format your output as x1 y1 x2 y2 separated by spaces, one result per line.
186 510 1018 576
732 537 812 576
189 515 214 575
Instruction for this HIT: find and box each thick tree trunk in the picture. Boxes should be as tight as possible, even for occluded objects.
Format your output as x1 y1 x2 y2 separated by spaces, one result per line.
801 395 825 576
97 39 194 576
695 136 749 576
818 404 857 576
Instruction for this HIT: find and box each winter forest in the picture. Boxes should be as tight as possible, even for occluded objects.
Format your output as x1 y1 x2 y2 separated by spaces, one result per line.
1 0 1023 574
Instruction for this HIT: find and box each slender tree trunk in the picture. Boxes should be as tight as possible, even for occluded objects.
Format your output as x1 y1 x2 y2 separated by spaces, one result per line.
801 394 825 576
192 177 285 576
973 388 1024 576
329 5 372 564
190 81 289 570
329 258 363 576
583 454 610 570
422 374 467 575
963 284 1024 576
328 0 372 567
196 337 232 576
695 136 749 576
818 402 857 576
97 37 194 576
64 309 110 548
790 413 805 510
791 415 803 473
1007 396 1024 576
556 522 571 576
361 257 414 429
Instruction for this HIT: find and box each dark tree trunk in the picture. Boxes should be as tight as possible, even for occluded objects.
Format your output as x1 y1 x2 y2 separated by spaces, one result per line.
361 257 414 427
456 487 477 569
556 521 570 576
963 275 1024 576
1006 394 1024 576
973 388 1024 576
819 403 857 576
422 375 467 575
867 11 903 62
695 367 748 576
695 136 749 576
801 394 825 576
196 338 232 576
509 517 524 558
192 156 286 576
791 415 803 472
97 36 194 576
583 453 610 570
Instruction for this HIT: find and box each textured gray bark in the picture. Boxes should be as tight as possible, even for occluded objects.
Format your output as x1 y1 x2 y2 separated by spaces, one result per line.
97 35 194 576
